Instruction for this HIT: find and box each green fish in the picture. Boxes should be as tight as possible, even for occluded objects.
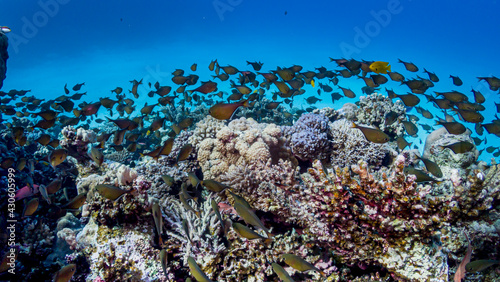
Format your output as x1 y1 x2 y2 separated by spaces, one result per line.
272 263 295 282
232 222 270 242
182 218 191 242
179 193 200 217
281 254 325 276
201 179 228 192
187 256 213 282
161 175 175 186
465 259 500 272
229 191 252 210
211 199 227 237
96 184 130 201
233 202 272 237
160 249 168 277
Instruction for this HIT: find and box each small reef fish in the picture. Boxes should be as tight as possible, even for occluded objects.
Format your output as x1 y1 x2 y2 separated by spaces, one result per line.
435 120 466 135
161 175 175 186
96 184 131 201
450 75 463 86
61 193 87 210
398 59 419 72
369 61 391 74
39 184 51 204
209 100 250 120
48 148 68 168
179 192 200 217
272 263 295 282
232 222 271 242
439 141 475 154
0 26 11 33
396 136 412 150
281 254 326 276
465 259 500 272
177 144 193 163
187 256 213 282
88 145 104 166
201 179 228 192
23 198 39 217
211 199 227 237
152 202 164 246
352 122 390 143
387 92 420 107
53 264 76 282
233 202 272 238
424 68 439 82
404 167 439 183
160 249 168 277
416 156 443 178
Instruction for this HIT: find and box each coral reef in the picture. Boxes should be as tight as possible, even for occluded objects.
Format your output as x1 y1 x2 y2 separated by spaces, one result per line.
77 219 164 281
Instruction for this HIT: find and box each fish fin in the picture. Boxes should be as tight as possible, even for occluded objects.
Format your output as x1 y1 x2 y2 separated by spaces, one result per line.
387 65 391 72
351 122 357 129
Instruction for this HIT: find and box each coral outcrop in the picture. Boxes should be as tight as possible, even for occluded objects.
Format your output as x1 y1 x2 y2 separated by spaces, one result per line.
195 117 293 180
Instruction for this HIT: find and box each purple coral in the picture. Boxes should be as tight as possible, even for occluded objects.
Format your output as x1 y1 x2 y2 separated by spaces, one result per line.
284 113 331 161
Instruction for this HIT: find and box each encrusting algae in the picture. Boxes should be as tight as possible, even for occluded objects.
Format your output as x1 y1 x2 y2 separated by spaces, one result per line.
0 52 500 282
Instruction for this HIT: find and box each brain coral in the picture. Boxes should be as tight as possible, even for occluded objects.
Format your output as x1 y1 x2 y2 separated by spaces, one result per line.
194 117 293 180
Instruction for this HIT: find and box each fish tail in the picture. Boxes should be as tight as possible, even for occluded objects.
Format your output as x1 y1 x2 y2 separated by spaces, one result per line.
387 65 391 72
387 91 396 99
242 99 250 108
351 122 358 129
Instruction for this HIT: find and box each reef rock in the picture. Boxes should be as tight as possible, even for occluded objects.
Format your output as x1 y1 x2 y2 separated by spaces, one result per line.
0 32 8 89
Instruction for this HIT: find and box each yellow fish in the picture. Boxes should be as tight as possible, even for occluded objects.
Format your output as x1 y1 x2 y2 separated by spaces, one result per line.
311 79 315 87
369 61 391 74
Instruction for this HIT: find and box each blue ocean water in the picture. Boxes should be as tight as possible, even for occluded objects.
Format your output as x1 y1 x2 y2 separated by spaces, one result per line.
1 0 499 161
